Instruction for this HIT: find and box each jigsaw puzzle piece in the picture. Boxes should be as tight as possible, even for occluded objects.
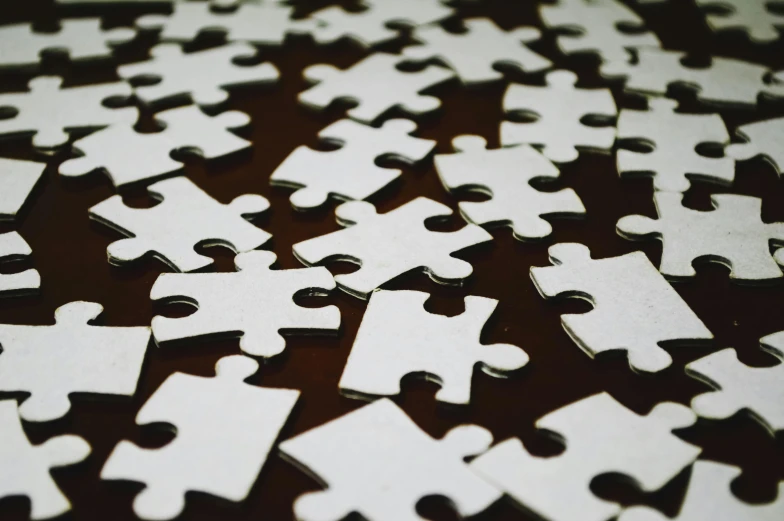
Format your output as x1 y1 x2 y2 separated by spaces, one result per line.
695 0 784 43
0 231 40 297
726 117 784 177
0 157 45 220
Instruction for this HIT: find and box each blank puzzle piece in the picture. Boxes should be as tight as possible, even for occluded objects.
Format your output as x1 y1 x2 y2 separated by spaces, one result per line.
102 356 299 520
402 18 551 85
436 136 585 240
0 400 90 520
0 76 136 149
685 332 784 435
299 53 455 124
279 398 501 521
540 0 661 64
471 392 701 521
0 157 45 220
0 232 40 297
271 119 435 210
340 289 528 404
616 98 733 192
119 43 279 107
620 460 784 521
0 18 136 70
90 177 270 272
151 250 340 357
530 243 713 373
727 116 784 177
0 301 149 422
695 0 784 43
618 193 784 281
293 197 492 300
60 105 252 188
501 70 617 163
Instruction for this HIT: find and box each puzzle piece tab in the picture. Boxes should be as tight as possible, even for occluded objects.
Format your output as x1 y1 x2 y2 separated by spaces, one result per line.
0 232 40 297
0 157 45 220
696 0 784 43
727 116 784 177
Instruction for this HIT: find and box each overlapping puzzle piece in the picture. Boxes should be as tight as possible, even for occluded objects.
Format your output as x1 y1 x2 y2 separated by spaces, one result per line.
727 116 784 177
695 0 784 43
0 232 40 297
0 157 45 220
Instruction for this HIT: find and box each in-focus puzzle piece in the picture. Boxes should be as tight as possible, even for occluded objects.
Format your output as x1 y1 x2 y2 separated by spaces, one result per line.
0 400 91 520
339 289 527 404
90 177 270 272
616 98 733 192
0 76 136 149
436 136 585 240
501 70 617 162
0 232 40 297
0 302 149 422
293 197 492 299
102 355 299 521
695 0 784 43
60 105 252 188
119 43 279 107
402 18 551 85
471 392 701 521
0 157 45 220
618 193 784 281
279 398 501 521
727 116 784 177
271 119 435 210
530 243 713 373
299 53 455 124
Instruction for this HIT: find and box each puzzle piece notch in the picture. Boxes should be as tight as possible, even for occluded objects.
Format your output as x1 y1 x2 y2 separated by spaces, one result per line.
119 42 279 107
436 135 585 240
60 105 252 188
0 400 91 520
300 53 455 124
530 243 713 373
90 176 270 272
618 193 784 281
0 232 40 296
696 0 784 43
271 118 435 210
0 157 45 220
402 18 551 85
616 98 733 192
279 398 501 521
471 392 701 521
501 70 617 162
0 76 137 149
293 197 493 300
102 355 299 520
726 116 784 178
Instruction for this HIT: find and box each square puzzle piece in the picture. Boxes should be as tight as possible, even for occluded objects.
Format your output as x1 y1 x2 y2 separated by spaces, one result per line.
0 232 40 297
0 157 45 220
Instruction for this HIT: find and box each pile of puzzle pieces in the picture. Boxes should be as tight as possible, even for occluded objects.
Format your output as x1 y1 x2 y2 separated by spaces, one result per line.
1 0 783 520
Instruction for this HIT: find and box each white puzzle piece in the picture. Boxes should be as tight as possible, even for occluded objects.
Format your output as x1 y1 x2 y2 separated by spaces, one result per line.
118 43 279 107
60 105 252 188
617 193 784 281
102 355 299 521
0 77 136 149
0 232 40 297
339 289 528 404
402 18 551 85
279 398 501 521
299 53 455 124
271 119 435 210
0 302 149 422
530 243 713 373
0 400 90 520
695 0 784 43
619 460 784 521
727 117 784 177
0 157 45 220
501 70 617 162
436 136 585 240
293 197 492 300
90 177 270 272
471 392 701 521
616 98 733 192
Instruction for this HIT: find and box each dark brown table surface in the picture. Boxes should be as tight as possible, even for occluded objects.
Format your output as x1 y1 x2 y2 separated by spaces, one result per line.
1 1 783 520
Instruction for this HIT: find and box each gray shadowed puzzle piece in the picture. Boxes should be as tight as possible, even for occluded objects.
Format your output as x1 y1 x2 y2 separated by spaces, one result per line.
727 116 784 177
695 0 784 44
0 157 45 220
0 232 40 297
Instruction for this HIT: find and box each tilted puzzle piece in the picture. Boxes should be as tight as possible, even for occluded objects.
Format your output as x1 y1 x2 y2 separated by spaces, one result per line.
60 105 252 188
293 197 492 299
696 0 784 43
530 243 713 373
279 398 501 521
0 232 40 297
501 70 617 162
102 356 299 520
0 400 90 520
299 53 454 124
271 118 435 210
727 116 784 177
471 392 701 521
618 193 784 281
0 157 45 220
402 18 551 85
436 136 585 240
119 42 279 107
90 177 270 272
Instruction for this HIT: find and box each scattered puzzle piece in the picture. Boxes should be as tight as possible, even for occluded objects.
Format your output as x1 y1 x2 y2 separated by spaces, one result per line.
0 157 45 220
102 355 299 520
726 116 784 177
436 136 585 240
271 118 435 210
0 232 40 297
695 0 784 43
